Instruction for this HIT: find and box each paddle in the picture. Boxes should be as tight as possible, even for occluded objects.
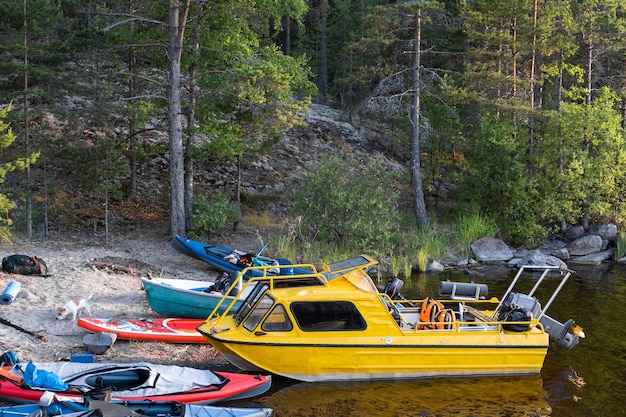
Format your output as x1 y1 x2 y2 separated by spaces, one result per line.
256 242 270 257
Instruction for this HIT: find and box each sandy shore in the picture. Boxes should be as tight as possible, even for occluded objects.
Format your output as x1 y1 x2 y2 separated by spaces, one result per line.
0 224 264 368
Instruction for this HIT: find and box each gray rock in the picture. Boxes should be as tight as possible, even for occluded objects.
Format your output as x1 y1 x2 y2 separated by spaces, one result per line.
512 248 530 258
564 225 586 240
569 249 614 265
506 258 523 268
470 237 514 262
550 247 570 260
567 235 603 256
455 258 477 268
588 224 618 241
517 250 567 269
426 260 444 273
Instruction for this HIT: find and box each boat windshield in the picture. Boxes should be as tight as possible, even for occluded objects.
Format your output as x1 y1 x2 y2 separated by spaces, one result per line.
243 294 275 331
260 304 293 331
234 283 270 325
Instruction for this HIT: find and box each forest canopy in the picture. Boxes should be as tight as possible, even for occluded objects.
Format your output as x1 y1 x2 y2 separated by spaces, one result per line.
0 0 625 246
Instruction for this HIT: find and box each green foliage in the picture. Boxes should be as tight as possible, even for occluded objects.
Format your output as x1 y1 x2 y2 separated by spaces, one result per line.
454 208 499 258
615 230 626 261
291 157 400 256
459 111 548 245
191 191 239 237
0 104 39 242
557 89 626 221
416 248 429 274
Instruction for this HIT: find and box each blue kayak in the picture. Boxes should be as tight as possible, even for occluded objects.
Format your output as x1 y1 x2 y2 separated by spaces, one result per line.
0 401 272 417
171 236 311 277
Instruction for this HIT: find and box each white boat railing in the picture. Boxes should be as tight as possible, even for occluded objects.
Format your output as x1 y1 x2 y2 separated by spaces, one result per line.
492 265 576 320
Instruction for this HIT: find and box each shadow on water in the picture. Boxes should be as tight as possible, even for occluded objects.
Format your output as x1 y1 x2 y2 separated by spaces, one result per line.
239 263 626 416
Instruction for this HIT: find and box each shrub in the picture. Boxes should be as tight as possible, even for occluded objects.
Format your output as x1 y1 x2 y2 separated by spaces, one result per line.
290 157 400 256
190 190 239 236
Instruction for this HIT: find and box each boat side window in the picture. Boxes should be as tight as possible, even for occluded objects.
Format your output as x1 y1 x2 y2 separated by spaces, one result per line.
261 304 293 332
291 301 366 331
234 283 269 325
243 294 275 331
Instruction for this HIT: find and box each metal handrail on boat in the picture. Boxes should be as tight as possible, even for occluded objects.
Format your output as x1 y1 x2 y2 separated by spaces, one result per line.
491 265 576 320
205 262 327 327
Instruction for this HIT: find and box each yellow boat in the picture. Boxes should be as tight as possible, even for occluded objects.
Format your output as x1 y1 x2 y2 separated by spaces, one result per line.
197 256 584 382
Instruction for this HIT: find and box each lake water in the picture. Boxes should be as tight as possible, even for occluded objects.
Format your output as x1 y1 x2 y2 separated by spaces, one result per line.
242 263 625 416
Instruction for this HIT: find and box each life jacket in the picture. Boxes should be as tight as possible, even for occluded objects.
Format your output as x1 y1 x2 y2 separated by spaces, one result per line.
418 298 456 330
434 308 456 330
418 297 444 330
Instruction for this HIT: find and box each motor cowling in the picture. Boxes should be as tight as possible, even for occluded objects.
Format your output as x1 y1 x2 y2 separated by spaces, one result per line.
383 277 404 300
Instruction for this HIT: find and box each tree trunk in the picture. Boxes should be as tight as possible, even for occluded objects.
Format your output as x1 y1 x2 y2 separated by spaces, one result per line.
184 4 203 230
127 0 137 196
23 0 32 239
283 14 291 55
167 0 188 237
411 5 428 227
528 0 538 175
318 0 328 102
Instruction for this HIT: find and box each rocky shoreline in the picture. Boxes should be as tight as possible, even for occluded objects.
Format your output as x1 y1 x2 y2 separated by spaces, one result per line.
433 223 621 273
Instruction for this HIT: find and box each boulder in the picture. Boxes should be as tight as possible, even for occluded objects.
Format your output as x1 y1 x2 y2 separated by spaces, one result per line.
470 237 514 262
455 258 478 268
567 235 603 256
426 260 444 273
564 225 586 240
550 247 570 260
516 250 567 269
569 249 614 265
588 224 618 241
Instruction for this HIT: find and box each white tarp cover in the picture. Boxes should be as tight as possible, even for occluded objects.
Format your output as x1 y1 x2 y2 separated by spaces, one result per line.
31 362 224 398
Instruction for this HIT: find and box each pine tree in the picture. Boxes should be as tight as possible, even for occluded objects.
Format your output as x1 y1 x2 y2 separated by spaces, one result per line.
0 104 39 242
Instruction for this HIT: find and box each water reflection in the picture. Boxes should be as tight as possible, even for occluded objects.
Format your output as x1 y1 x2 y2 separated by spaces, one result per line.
258 375 550 417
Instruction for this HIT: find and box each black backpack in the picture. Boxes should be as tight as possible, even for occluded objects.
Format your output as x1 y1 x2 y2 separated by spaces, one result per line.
2 255 48 276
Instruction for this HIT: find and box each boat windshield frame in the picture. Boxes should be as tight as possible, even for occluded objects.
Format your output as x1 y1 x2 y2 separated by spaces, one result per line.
235 282 270 325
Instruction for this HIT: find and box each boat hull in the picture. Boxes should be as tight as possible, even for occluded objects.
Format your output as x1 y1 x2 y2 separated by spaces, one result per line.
77 317 208 344
141 276 242 318
206 331 548 382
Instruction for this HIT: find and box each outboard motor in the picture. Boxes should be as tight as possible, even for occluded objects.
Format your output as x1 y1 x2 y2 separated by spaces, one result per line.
383 277 404 300
495 292 542 332
539 315 584 350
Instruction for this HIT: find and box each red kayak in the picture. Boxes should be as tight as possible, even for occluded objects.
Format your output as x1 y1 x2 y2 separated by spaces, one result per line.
0 362 271 405
77 317 207 344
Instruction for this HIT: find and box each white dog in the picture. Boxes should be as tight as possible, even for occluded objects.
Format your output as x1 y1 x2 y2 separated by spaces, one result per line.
56 294 93 321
